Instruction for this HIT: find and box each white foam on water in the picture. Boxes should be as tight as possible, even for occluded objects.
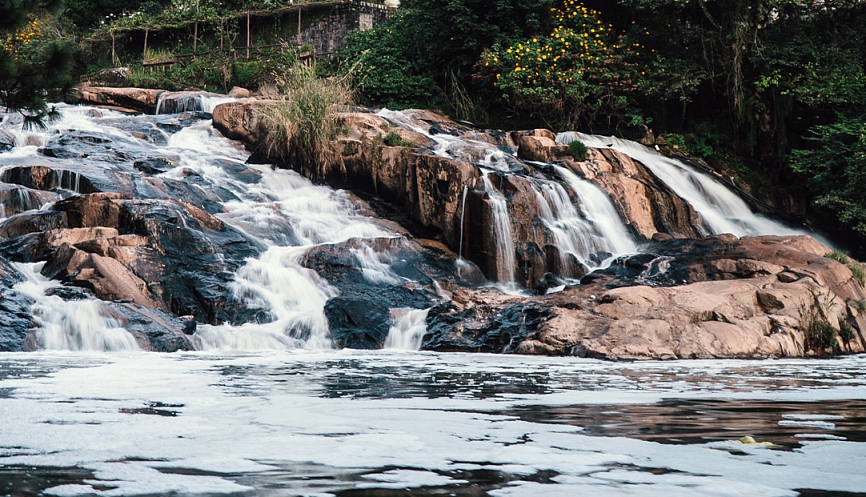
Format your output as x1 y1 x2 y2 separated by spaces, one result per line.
11 263 140 351
0 353 864 496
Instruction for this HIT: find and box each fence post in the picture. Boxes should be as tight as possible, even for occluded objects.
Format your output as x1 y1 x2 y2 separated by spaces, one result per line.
246 12 251 59
143 28 149 61
297 6 302 46
194 21 198 58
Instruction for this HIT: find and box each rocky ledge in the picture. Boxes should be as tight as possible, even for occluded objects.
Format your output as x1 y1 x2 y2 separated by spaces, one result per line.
0 87 858 359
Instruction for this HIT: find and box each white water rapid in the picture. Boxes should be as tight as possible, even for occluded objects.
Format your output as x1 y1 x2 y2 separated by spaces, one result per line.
12 263 140 351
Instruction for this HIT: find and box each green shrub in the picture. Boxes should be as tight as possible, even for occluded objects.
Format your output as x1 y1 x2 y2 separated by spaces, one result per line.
382 131 412 147
259 60 352 173
568 140 588 161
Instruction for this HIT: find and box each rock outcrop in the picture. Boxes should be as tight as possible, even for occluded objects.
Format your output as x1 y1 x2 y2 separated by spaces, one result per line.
212 101 712 289
427 235 866 359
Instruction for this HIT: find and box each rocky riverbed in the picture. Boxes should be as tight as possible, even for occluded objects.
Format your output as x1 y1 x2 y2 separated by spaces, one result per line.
0 87 860 359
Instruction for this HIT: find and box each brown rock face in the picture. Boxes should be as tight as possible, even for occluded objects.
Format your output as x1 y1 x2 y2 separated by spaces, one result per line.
79 87 164 114
515 130 570 162
41 243 162 309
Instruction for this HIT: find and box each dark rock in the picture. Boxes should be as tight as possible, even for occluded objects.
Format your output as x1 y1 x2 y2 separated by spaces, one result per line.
0 211 68 238
134 158 176 175
325 297 391 349
424 302 551 353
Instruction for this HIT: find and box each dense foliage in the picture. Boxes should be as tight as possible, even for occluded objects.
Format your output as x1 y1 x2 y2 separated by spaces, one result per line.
339 0 554 109
0 0 74 127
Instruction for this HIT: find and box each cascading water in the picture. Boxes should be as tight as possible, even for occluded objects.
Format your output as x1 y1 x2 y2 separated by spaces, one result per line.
531 176 635 273
554 165 638 257
12 263 140 351
155 93 238 115
558 132 807 237
480 172 517 284
0 105 408 352
383 308 430 350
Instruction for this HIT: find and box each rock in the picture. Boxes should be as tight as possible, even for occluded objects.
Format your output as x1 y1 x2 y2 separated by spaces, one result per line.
0 211 68 238
54 193 129 229
0 184 59 217
228 86 251 98
212 99 276 146
88 68 130 86
41 243 163 309
0 130 14 152
516 131 570 162
563 148 704 239
79 87 164 114
325 297 391 349
0 227 120 262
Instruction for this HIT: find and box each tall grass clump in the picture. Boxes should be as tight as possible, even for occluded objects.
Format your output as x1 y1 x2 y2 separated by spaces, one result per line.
260 60 353 174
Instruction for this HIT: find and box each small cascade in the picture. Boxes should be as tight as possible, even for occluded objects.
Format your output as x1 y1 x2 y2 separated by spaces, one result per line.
156 93 237 115
383 308 430 351
532 180 612 272
352 244 402 285
558 132 806 237
192 246 337 351
12 263 140 351
480 172 516 283
458 185 468 260
161 122 396 350
377 109 514 170
554 165 638 258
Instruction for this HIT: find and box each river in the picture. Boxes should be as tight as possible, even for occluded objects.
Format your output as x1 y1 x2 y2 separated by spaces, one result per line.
1 351 865 496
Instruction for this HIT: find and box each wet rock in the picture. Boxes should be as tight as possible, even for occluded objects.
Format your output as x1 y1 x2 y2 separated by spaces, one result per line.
41 243 163 309
134 158 176 175
0 227 120 262
424 298 552 353
0 211 68 238
563 148 704 239
78 86 163 114
0 184 59 217
0 130 14 152
325 297 391 349
0 258 35 352
102 303 193 352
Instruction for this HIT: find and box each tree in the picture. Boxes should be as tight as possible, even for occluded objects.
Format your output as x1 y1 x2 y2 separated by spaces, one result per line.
340 0 554 109
0 0 74 127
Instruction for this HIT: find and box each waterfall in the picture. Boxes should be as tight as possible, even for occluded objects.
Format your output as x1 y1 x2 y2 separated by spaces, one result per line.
156 93 237 115
558 132 807 237
531 176 635 272
458 185 468 260
383 308 430 350
12 263 140 351
553 165 638 258
480 172 516 283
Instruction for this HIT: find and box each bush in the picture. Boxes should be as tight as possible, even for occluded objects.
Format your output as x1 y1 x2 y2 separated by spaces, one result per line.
259 60 352 173
382 131 412 147
568 140 587 161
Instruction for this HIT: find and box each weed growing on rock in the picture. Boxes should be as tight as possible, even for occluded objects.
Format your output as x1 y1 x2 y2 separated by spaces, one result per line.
824 251 865 287
568 140 587 161
798 290 840 354
382 131 412 147
260 60 353 174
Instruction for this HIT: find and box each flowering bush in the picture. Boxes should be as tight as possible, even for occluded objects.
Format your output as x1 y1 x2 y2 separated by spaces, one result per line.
3 16 45 59
478 1 647 129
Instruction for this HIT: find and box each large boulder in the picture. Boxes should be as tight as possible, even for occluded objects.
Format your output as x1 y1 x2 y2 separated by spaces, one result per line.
78 86 164 114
